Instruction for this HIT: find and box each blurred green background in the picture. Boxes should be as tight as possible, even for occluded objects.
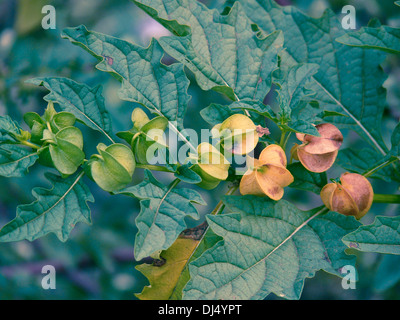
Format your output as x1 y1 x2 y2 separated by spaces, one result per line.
0 0 399 300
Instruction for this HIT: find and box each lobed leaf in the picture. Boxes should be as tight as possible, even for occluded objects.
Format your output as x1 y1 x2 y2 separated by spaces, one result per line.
115 170 206 260
343 216 400 255
61 26 190 131
274 63 319 124
337 23 400 54
133 0 283 101
0 116 23 143
27 77 114 143
237 0 389 155
0 144 38 178
183 195 360 300
0 172 93 242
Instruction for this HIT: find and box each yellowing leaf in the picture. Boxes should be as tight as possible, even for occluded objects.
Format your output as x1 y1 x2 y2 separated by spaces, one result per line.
136 238 198 300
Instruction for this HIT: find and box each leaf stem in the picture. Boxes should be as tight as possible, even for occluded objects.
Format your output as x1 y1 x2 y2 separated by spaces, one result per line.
373 194 400 204
167 121 197 153
279 130 291 149
20 140 40 150
209 183 239 216
362 157 398 178
283 132 292 150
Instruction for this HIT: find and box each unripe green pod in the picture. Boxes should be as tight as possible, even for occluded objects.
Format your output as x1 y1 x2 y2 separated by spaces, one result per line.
50 112 77 133
88 143 136 192
117 108 168 164
191 142 230 190
45 126 85 176
24 108 77 144
24 112 46 144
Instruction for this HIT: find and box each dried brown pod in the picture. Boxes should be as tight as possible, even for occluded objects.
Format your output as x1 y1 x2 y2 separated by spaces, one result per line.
320 172 374 219
240 144 294 200
294 123 343 173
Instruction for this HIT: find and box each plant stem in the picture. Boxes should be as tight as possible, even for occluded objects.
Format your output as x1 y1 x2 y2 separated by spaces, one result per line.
282 132 292 150
209 183 239 216
136 163 176 173
20 140 40 150
167 121 197 153
279 130 287 148
373 194 400 204
362 157 398 178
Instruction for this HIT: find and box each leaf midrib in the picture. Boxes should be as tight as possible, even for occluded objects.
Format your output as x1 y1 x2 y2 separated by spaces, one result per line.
248 0 387 155
1 172 85 240
196 207 327 298
0 151 37 167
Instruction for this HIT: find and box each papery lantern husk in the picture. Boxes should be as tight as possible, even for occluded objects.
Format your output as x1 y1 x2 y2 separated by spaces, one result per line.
217 114 259 155
192 142 230 190
240 144 294 200
320 172 373 219
295 123 343 173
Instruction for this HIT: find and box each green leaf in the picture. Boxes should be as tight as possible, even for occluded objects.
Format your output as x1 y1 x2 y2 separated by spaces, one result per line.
136 227 222 300
48 127 85 176
273 63 322 136
320 110 348 118
281 120 319 136
337 148 400 182
287 162 327 194
200 104 236 127
201 100 275 129
26 77 114 143
174 164 202 184
61 25 190 131
115 170 205 260
133 0 283 101
0 116 23 143
336 24 400 54
0 144 38 178
274 63 319 117
0 172 93 242
237 0 389 155
231 100 277 122
183 196 360 300
343 216 400 255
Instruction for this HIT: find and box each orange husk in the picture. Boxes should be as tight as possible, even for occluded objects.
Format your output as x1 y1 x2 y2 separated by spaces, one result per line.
240 145 294 200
